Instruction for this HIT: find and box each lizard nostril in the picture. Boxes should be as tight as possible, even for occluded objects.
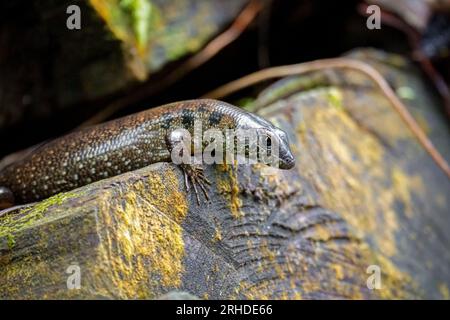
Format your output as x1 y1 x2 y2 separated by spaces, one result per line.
282 153 295 169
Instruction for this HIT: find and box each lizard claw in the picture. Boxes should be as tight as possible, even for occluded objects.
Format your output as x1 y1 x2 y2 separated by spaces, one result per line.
180 164 210 205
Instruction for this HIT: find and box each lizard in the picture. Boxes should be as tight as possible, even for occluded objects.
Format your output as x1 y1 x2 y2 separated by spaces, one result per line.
0 99 295 210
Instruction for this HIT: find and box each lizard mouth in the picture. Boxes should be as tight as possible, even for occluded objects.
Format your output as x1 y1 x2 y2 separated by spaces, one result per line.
279 152 295 169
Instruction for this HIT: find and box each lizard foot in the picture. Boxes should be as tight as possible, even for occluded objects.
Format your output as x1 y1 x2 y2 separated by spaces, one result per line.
167 128 211 204
180 164 211 204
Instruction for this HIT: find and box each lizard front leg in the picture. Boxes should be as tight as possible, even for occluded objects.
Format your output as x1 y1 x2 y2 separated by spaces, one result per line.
166 129 211 204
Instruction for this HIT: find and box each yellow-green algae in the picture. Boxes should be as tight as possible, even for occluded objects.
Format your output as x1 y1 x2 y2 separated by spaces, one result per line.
238 58 435 299
234 239 371 299
216 163 244 219
294 92 425 258
291 89 421 297
0 191 80 249
439 283 450 299
0 165 188 299
263 239 411 299
0 190 91 299
87 167 188 299
236 97 256 111
255 81 424 299
121 0 154 52
213 226 222 242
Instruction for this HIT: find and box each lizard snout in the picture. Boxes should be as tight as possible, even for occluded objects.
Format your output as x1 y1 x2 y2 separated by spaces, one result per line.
279 151 295 169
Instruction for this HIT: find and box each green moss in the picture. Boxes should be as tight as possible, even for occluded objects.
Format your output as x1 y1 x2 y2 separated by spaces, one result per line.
90 0 162 57
6 233 15 250
236 97 256 111
326 87 344 110
0 191 80 249
119 0 156 52
396 86 415 100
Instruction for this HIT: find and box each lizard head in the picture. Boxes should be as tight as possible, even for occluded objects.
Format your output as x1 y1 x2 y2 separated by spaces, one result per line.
269 126 296 169
237 113 295 170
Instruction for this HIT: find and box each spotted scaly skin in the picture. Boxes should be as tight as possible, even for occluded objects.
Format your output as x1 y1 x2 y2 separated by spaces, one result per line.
0 99 295 207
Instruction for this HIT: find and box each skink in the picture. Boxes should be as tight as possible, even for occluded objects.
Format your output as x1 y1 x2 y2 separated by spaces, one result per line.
0 99 295 208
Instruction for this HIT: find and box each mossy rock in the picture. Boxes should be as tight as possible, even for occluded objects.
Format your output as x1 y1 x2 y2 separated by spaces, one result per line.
1 49 449 299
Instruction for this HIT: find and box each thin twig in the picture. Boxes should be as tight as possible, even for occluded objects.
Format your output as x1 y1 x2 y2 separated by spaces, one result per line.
79 0 263 128
203 57 450 179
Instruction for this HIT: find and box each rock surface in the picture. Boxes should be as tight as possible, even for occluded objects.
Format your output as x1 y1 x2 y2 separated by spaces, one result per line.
0 49 449 299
